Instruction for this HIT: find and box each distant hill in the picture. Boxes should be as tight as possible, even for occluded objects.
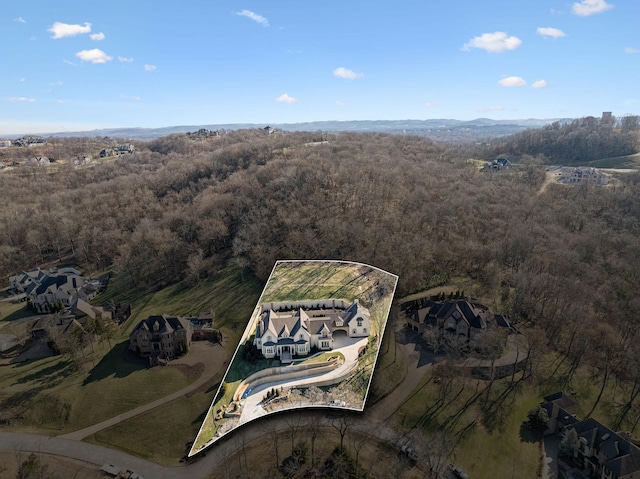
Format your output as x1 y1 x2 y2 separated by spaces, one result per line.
37 118 561 142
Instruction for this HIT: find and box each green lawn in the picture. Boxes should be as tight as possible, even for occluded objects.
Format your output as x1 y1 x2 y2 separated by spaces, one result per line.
584 152 640 169
390 361 544 479
0 266 263 438
87 389 214 465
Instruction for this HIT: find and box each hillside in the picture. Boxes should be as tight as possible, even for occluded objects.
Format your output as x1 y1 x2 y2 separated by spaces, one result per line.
16 118 559 143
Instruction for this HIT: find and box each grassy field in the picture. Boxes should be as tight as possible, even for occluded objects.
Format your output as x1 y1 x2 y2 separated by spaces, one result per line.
88 389 215 465
392 366 541 479
584 152 640 169
0 266 263 438
262 261 395 304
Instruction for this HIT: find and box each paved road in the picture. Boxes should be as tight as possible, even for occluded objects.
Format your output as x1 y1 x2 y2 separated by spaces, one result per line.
0 330 426 479
368 329 433 423
61 341 226 441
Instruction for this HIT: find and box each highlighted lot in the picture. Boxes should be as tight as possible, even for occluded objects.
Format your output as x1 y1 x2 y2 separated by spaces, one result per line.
189 260 398 456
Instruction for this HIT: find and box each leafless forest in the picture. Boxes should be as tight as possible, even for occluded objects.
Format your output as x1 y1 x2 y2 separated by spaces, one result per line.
2 120 640 428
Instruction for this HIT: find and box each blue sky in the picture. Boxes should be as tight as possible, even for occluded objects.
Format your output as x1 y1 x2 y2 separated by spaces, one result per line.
1 0 638 134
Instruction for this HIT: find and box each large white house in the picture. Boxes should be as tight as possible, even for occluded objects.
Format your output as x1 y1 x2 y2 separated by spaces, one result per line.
253 299 371 362
9 268 96 313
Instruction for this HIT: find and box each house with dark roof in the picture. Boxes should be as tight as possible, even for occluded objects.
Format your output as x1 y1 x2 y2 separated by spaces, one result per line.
541 392 640 479
406 299 510 340
10 268 96 313
540 392 580 436
129 314 193 359
253 299 370 363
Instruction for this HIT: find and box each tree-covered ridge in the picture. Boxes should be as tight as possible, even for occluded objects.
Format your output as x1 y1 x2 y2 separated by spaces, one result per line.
3 124 640 429
483 114 639 163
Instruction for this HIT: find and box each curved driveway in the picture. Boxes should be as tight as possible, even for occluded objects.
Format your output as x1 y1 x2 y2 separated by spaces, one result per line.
62 341 226 440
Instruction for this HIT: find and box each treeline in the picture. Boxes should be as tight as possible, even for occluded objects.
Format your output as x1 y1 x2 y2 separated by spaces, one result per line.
480 114 639 163
3 126 640 426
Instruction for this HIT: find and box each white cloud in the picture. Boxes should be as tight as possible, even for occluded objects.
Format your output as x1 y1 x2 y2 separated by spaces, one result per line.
235 9 269 27
462 31 522 53
424 101 436 108
19 78 26 82
132 96 142 101
90 32 105 41
532 80 548 88
75 49 112 64
276 93 298 104
498 76 527 87
625 47 640 54
144 64 157 72
480 105 505 112
55 99 64 104
336 101 346 106
118 56 134 62
63 59 76 66
9 97 36 102
333 67 364 80
48 22 91 39
537 27 566 38
14 17 26 23
572 0 613 16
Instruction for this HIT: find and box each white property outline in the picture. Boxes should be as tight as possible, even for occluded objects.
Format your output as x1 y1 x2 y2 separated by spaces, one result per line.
189 260 398 457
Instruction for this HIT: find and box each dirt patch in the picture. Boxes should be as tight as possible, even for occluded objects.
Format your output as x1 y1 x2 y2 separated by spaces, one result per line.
169 361 205 380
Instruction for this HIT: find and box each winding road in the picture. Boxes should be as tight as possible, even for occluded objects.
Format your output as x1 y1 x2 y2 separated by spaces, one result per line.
0 325 433 478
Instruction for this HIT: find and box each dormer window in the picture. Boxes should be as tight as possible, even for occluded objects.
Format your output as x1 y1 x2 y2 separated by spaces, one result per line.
357 318 363 327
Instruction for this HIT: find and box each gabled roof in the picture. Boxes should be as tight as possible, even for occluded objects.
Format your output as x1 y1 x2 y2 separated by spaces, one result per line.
343 299 370 325
132 314 191 337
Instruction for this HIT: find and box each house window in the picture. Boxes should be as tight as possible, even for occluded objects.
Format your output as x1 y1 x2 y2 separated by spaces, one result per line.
357 318 362 327
353 329 356 334
363 328 367 333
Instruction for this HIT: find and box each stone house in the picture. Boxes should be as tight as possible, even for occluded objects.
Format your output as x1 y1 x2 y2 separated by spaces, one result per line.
254 299 371 363
541 392 640 479
559 167 610 186
406 299 504 340
129 314 193 359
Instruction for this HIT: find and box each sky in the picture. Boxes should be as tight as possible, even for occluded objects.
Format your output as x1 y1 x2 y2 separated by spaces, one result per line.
1 0 638 135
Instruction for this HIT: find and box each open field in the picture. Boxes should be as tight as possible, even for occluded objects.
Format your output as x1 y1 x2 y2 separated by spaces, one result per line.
584 152 640 169
88 390 215 466
0 267 261 437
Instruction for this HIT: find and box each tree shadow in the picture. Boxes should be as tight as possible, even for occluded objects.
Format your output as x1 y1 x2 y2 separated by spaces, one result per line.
83 341 147 384
2 305 33 322
519 421 539 443
13 359 73 388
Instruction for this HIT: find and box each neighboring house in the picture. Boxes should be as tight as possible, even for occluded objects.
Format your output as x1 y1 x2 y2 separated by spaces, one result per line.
190 311 216 340
99 148 116 158
117 143 135 154
0 139 12 148
559 167 610 186
101 302 132 324
540 392 580 436
129 314 193 359
485 157 512 172
23 156 50 167
14 136 47 147
31 315 86 342
253 299 371 363
73 155 92 166
64 298 110 323
9 268 96 313
406 299 492 339
541 392 640 479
